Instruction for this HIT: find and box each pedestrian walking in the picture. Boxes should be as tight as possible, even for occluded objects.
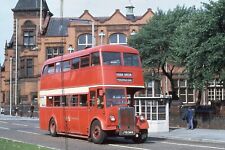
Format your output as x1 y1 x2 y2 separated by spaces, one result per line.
30 104 34 118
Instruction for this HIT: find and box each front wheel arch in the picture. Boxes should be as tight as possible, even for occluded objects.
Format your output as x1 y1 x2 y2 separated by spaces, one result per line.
90 120 106 144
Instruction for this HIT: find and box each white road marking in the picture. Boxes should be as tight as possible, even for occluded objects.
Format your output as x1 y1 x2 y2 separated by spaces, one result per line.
12 123 28 127
161 141 225 150
0 126 9 130
17 130 41 135
0 121 8 124
109 144 151 150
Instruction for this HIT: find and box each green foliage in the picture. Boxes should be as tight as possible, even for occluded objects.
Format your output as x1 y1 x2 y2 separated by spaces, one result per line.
129 6 195 69
129 6 196 98
172 0 225 89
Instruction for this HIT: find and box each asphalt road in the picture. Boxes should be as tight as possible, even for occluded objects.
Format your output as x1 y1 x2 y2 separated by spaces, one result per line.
0 119 225 150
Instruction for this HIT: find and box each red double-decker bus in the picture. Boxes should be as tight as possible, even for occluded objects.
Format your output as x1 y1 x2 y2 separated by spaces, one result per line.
39 45 149 144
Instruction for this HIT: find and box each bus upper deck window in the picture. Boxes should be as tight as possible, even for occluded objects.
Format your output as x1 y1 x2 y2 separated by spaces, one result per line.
123 53 140 66
48 64 55 74
102 52 121 66
55 62 62 73
43 65 48 75
63 60 71 72
80 56 90 68
91 52 100 66
72 57 80 69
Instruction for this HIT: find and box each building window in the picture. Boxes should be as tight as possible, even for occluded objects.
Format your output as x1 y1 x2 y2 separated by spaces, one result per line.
23 31 35 47
22 20 36 48
134 100 166 120
175 79 194 103
109 33 127 45
77 34 92 50
20 58 34 77
208 80 224 101
46 47 64 59
27 59 33 77
20 59 25 77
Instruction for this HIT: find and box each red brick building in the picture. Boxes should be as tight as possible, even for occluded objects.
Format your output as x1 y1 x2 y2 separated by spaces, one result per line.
0 0 153 111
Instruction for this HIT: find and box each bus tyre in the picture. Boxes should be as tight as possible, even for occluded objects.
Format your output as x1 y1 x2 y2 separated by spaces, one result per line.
49 119 57 137
132 129 148 144
91 120 106 144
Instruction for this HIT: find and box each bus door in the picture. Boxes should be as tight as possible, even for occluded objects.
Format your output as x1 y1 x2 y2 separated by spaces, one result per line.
89 88 105 123
79 94 89 135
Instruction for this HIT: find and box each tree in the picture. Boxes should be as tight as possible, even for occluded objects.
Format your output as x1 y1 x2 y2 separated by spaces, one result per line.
172 0 225 104
129 6 195 100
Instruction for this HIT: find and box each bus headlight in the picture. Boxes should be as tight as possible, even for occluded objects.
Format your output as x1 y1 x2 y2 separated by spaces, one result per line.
139 115 145 121
109 115 116 122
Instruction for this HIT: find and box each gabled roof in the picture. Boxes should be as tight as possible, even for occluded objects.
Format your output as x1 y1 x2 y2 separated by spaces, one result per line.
12 0 49 12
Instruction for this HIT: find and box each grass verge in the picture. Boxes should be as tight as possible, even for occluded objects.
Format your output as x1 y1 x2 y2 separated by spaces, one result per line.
0 138 50 150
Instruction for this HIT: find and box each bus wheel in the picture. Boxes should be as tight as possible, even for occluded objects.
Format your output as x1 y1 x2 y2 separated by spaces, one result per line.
91 120 106 144
132 129 148 144
49 119 57 137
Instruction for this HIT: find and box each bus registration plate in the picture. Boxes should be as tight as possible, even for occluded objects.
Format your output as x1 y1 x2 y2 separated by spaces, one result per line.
121 130 135 135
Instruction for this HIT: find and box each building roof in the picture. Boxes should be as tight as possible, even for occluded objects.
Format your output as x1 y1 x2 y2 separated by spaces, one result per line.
45 18 70 37
12 0 49 12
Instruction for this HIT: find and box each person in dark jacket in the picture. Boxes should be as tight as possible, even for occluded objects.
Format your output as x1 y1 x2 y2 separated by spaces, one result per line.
186 107 194 129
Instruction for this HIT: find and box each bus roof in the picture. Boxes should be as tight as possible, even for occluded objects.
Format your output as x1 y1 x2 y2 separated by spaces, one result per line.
43 45 139 65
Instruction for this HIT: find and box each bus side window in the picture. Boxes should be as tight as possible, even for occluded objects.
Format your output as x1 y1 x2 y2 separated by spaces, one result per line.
54 96 60 107
55 62 62 73
61 96 68 106
47 96 53 106
80 94 87 106
72 57 80 69
90 91 96 106
71 95 78 106
91 52 100 66
43 65 48 75
80 55 90 68
63 60 71 72
48 63 55 74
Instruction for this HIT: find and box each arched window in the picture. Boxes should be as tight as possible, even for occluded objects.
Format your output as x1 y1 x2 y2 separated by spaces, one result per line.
109 33 127 45
77 34 92 50
22 20 36 47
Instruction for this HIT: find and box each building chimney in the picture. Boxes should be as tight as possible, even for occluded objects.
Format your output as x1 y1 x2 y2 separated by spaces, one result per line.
125 5 135 20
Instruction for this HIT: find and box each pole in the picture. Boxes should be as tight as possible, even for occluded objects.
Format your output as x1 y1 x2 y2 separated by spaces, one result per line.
165 62 168 95
15 19 18 106
9 57 12 116
92 21 95 47
40 0 43 32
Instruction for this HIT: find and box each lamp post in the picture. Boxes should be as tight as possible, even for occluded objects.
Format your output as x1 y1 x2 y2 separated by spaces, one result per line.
98 30 105 45
15 19 18 107
9 57 12 116
40 0 43 32
68 45 74 53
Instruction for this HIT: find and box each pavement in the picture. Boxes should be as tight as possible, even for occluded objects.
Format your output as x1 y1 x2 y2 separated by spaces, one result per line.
149 127 225 144
1 114 225 144
0 114 39 121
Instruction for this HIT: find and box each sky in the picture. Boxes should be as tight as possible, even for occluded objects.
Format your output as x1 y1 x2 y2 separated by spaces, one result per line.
0 0 213 64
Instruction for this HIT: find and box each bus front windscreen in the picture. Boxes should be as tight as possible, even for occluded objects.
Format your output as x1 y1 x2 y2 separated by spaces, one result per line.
105 88 127 107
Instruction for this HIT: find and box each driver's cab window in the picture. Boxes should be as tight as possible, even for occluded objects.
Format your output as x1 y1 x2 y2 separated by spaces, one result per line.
97 89 104 109
90 91 96 106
